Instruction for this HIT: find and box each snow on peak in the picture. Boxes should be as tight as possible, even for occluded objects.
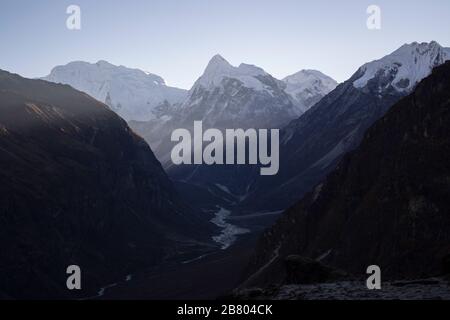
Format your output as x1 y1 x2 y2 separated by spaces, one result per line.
206 54 233 69
45 60 167 87
283 69 337 91
95 60 114 68
353 41 450 92
195 55 269 91
283 69 338 112
42 60 187 121
238 63 266 75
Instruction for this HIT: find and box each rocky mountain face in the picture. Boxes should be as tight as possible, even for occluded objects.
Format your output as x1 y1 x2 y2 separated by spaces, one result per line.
175 54 300 128
0 70 211 299
354 41 450 93
42 60 187 121
131 55 299 166
243 61 450 287
242 41 450 211
283 69 337 113
131 56 336 196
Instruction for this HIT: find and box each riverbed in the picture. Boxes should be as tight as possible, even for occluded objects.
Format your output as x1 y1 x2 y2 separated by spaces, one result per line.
210 207 250 250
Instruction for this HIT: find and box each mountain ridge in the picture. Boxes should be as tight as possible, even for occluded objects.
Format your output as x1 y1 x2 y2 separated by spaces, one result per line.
42 60 188 121
243 60 450 287
242 41 450 212
0 69 211 299
130 55 335 172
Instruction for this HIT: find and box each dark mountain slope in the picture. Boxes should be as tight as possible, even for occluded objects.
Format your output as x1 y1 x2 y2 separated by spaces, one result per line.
241 74 402 211
244 61 450 285
243 42 450 212
0 70 211 299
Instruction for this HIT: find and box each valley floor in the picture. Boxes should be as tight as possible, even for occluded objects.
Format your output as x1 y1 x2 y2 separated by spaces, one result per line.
92 206 283 300
87 206 450 300
96 234 257 300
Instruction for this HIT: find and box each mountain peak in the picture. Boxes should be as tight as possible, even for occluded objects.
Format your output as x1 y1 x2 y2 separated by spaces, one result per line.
195 55 267 90
283 69 336 85
354 41 450 92
205 54 232 73
208 54 230 65
395 41 445 57
283 69 338 113
95 60 114 67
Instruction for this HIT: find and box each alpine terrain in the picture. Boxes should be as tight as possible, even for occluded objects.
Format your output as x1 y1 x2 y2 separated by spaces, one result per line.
283 69 337 113
131 55 336 197
242 41 450 211
43 60 187 121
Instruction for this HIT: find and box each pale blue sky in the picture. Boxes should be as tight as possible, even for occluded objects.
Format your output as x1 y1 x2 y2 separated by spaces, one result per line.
1 0 450 89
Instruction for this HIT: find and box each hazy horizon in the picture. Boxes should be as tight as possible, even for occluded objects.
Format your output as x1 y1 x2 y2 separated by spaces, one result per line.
1 0 450 89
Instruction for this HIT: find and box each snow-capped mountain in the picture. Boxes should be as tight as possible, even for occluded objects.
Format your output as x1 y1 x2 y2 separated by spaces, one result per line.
130 55 340 194
242 41 450 211
42 60 187 121
354 41 450 94
283 70 337 113
131 54 301 167
195 54 269 91
164 56 336 193
176 54 299 129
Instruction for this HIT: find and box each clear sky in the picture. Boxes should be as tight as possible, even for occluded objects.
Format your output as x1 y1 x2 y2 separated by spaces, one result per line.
1 0 450 89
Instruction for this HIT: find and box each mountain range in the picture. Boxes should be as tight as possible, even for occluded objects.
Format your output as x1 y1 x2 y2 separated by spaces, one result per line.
3 40 450 300
42 42 450 212
44 55 337 166
242 41 450 211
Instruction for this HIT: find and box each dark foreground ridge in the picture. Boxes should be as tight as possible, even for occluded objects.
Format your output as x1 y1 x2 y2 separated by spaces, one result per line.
240 61 450 291
0 70 212 299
